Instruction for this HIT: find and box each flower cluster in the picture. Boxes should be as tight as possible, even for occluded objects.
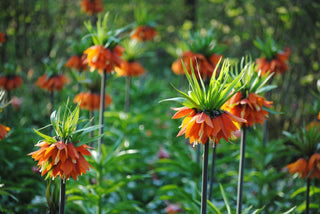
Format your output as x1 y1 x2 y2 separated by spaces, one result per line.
172 106 245 144
287 153 320 179
29 140 93 180
130 25 157 42
167 59 246 146
65 55 87 71
0 75 23 91
0 32 5 44
171 29 225 80
222 60 275 127
36 74 68 92
254 36 290 76
29 103 100 180
80 0 103 15
74 91 112 111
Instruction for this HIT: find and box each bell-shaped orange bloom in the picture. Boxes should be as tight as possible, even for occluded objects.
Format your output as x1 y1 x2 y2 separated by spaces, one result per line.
172 106 246 145
0 124 10 140
256 48 290 76
0 75 23 91
317 112 320 120
115 60 145 77
65 55 87 71
171 51 222 79
308 153 320 179
29 140 93 180
84 45 123 74
287 158 309 179
0 32 5 44
130 26 157 41
80 0 103 15
223 92 273 127
36 74 67 92
73 91 112 111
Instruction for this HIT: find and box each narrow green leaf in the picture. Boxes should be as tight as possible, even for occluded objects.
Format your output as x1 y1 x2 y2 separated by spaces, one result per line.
219 183 231 214
34 129 56 144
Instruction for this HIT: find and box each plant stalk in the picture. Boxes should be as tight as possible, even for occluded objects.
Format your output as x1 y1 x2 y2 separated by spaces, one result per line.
98 70 107 156
125 76 131 112
59 179 66 214
201 142 209 214
236 125 247 214
306 178 311 214
208 142 217 201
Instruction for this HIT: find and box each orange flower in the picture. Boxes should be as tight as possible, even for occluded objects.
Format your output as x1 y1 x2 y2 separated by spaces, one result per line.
29 140 93 180
65 55 87 71
0 32 5 44
308 153 320 179
36 74 67 92
0 124 10 140
287 153 320 179
256 48 290 76
172 106 246 145
115 60 145 77
0 75 23 90
317 112 320 120
84 45 123 74
223 92 273 127
130 25 157 41
80 0 103 15
287 158 309 179
171 51 222 79
73 91 112 111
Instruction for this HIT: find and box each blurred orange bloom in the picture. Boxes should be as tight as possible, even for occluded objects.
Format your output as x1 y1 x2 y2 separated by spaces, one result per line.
171 51 222 79
65 55 87 71
0 32 5 44
287 153 320 179
36 74 67 92
165 201 184 214
80 0 103 15
308 153 320 179
223 92 273 127
172 106 246 145
130 26 157 41
115 60 145 77
256 48 290 76
0 124 10 140
29 141 93 180
84 45 123 74
73 91 112 111
318 112 320 120
287 158 308 179
0 75 23 90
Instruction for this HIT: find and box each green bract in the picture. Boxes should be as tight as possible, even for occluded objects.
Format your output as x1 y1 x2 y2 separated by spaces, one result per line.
283 123 320 158
231 58 277 95
34 101 102 146
165 58 245 112
84 12 128 49
254 35 281 60
182 28 226 58
120 39 146 62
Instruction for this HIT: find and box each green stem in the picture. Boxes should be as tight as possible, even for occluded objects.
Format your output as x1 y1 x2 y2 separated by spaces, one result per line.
125 76 131 112
98 70 107 157
6 90 11 124
201 142 209 214
236 125 247 214
306 178 311 214
59 179 66 214
208 142 217 201
89 110 94 147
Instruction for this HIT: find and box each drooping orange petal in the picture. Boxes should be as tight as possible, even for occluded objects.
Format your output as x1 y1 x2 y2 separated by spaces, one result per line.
171 107 195 119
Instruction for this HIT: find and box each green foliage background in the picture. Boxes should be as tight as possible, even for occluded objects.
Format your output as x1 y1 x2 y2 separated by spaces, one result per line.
0 0 319 213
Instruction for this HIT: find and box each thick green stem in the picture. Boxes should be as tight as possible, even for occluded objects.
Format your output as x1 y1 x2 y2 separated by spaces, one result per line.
236 125 247 214
59 179 66 214
201 142 209 214
98 70 107 156
306 178 311 214
208 142 217 201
